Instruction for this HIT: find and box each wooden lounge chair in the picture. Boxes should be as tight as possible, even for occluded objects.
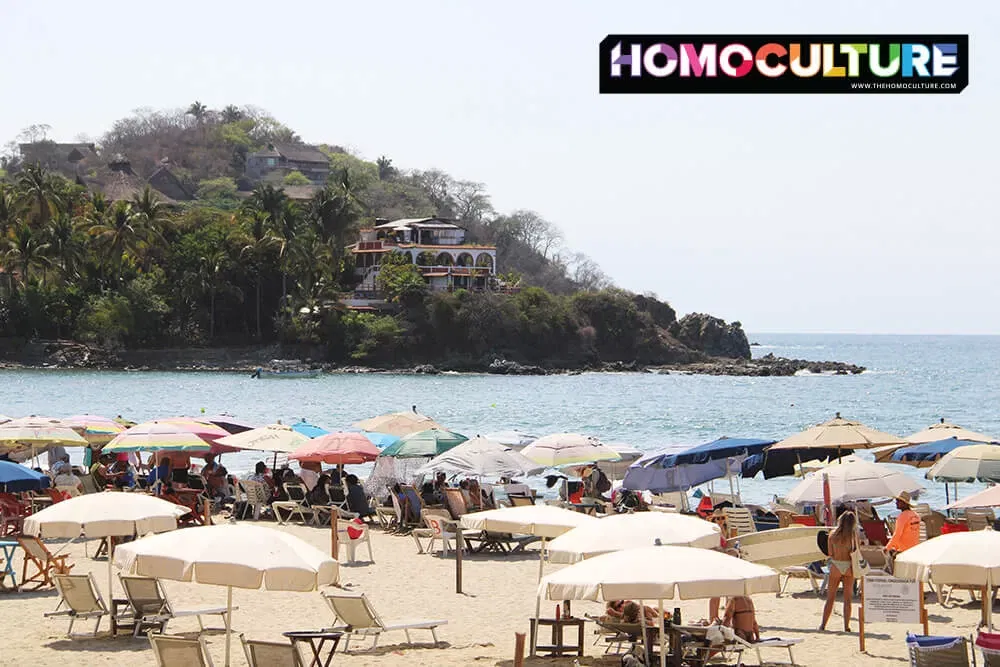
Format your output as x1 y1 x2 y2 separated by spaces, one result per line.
148 632 216 667
120 574 233 637
906 633 972 666
321 591 446 652
46 573 109 637
18 535 73 590
272 483 314 525
241 633 304 667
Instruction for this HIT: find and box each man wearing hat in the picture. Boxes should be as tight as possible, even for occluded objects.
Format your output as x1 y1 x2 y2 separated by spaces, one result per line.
884 491 921 568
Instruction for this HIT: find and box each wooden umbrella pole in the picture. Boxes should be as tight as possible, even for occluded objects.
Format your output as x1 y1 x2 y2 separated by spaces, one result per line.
331 508 338 559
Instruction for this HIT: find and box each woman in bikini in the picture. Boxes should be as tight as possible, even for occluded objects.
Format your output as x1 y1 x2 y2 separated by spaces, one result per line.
723 596 759 642
820 510 858 631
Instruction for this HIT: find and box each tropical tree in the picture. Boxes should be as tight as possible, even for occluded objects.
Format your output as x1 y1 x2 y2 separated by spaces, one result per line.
3 222 51 287
193 248 239 340
186 101 209 123
0 184 19 238
130 186 168 270
376 155 397 181
87 201 145 285
45 213 85 282
238 211 279 340
15 164 62 228
220 104 245 123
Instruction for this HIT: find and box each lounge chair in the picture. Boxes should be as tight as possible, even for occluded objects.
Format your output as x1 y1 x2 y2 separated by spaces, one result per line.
148 632 216 667
722 507 757 539
18 535 73 590
45 573 109 637
976 630 1000 666
272 483 314 525
120 574 233 638
241 633 304 667
733 635 805 665
906 633 972 666
779 565 823 597
336 519 374 564
967 508 995 532
322 591 446 652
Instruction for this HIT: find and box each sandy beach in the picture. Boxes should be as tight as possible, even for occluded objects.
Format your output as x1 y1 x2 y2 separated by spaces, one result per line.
1 521 988 666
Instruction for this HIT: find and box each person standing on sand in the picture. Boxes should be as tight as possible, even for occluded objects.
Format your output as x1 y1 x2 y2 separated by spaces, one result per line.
820 510 858 632
884 491 921 571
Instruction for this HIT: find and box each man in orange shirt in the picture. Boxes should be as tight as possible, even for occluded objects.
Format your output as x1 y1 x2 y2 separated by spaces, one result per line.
885 491 921 569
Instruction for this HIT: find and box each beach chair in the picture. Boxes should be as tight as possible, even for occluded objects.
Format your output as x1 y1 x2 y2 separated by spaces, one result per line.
444 487 468 520
906 633 972 667
272 483 314 525
235 478 268 520
241 633 304 667
967 509 995 532
336 519 374 564
734 635 805 666
148 632 216 667
412 509 450 554
119 574 234 638
45 573 109 637
861 519 889 545
585 615 646 655
400 484 425 526
18 535 73 589
388 491 408 533
650 491 691 512
79 473 101 494
976 630 1000 666
321 591 446 652
509 494 535 507
0 495 27 537
424 512 479 556
779 566 823 597
722 507 757 539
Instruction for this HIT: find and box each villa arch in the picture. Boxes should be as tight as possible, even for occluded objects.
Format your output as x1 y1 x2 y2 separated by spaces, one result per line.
456 252 475 267
475 253 494 269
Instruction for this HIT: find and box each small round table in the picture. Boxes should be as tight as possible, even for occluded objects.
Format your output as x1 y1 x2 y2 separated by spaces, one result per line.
283 630 343 667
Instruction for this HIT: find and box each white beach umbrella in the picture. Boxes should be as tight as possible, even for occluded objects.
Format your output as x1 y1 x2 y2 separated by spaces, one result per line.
546 512 721 564
520 433 621 467
414 436 545 479
926 444 1000 484
946 485 1000 510
352 407 443 437
537 545 780 666
894 531 1000 627
115 524 338 667
907 419 997 445
216 422 310 454
24 492 187 597
460 504 596 540
785 460 923 505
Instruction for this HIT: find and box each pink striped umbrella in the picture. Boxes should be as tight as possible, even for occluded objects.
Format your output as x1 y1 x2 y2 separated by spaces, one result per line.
289 432 380 465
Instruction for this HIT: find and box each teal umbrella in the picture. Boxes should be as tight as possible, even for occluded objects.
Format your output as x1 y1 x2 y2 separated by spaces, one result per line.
380 428 468 458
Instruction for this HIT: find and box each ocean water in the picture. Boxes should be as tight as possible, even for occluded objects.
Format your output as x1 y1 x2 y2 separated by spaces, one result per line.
2 334 999 509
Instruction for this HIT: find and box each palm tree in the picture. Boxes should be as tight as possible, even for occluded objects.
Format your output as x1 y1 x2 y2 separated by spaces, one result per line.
87 200 144 286
192 249 237 340
220 105 245 123
15 164 63 228
238 212 279 340
376 155 397 180
3 222 51 288
186 101 209 123
0 184 19 239
130 186 168 270
45 213 85 283
307 176 360 282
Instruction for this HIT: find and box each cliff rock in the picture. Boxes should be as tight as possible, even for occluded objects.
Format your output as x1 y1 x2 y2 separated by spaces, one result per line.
669 313 751 360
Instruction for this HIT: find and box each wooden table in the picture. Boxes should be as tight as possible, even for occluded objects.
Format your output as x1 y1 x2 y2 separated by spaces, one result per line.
0 540 19 592
283 630 343 666
530 617 585 657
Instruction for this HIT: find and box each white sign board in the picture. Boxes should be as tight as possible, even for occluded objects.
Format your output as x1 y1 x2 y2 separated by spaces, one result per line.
863 576 921 624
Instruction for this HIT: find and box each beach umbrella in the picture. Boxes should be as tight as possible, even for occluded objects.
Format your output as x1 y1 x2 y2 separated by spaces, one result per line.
546 512 721 564
0 417 88 463
115 524 338 667
289 432 380 465
0 460 51 492
879 438 984 468
520 433 621 467
200 414 257 435
894 531 1000 627
353 406 443 437
946 485 1000 510
537 546 779 665
413 436 544 479
64 414 126 445
906 419 998 445
380 428 468 459
485 431 539 448
625 437 775 493
104 421 218 454
792 454 865 477
360 431 400 448
216 423 309 454
24 492 187 597
785 460 923 505
595 443 644 481
290 419 329 439
157 418 234 449
926 444 1000 484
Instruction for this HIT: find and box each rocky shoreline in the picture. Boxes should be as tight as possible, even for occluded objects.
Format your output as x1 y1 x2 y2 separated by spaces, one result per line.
0 340 866 377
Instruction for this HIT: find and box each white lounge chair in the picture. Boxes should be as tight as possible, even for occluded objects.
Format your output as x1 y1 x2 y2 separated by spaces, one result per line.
148 632 215 667
322 591 446 652
735 635 805 666
120 574 234 637
45 573 109 638
272 483 314 525
241 633 304 667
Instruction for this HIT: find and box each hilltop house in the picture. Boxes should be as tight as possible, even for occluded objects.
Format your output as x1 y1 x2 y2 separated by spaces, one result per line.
244 143 330 184
18 142 100 179
345 217 497 306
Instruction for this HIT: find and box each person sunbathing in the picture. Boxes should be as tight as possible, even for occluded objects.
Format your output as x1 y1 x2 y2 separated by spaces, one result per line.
723 596 759 642
602 600 663 625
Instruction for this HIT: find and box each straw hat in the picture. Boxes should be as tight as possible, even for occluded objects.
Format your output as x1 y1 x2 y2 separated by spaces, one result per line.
895 490 913 507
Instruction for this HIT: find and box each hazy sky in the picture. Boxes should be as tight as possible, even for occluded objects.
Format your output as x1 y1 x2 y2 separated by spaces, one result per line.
1 1 996 334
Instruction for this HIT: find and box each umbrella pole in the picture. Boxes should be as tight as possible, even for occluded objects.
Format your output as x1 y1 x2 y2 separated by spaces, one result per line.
640 598 649 664
225 585 233 667
658 599 666 667
108 538 114 600
531 594 541 657
537 537 546 583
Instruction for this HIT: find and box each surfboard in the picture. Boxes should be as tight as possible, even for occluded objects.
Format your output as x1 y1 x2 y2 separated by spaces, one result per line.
727 526 827 570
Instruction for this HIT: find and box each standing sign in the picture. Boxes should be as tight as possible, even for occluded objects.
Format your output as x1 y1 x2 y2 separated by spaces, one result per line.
859 575 928 652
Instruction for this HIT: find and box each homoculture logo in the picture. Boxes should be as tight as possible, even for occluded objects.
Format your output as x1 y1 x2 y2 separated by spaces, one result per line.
599 35 968 94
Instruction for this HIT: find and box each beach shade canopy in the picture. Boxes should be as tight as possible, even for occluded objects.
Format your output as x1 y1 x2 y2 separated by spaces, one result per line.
289 432 380 465
460 504 596 539
594 443 644 480
520 433 621 467
380 428 468 459
216 423 309 454
790 454 866 478
626 437 776 492
946 485 1000 510
24 491 187 539
539 545 780 602
414 436 545 479
785 460 923 505
290 419 329 439
361 431 400 448
115 524 338 667
770 413 907 452
0 460 51 492
895 531 1000 587
199 414 257 435
353 407 443 437
880 438 984 468
546 513 722 564
104 420 225 455
926 444 1000 484
0 416 88 452
64 414 126 445
906 419 998 446
485 430 539 448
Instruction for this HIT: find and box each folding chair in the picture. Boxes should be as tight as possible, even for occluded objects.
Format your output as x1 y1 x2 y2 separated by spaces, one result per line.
241 633 303 667
321 591 446 652
120 574 233 638
18 535 73 589
976 630 1000 666
46 573 109 638
272 483 314 525
906 633 972 667
148 632 216 667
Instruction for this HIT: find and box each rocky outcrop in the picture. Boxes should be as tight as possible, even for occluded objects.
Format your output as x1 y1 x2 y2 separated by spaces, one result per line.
488 359 547 375
652 353 865 376
412 364 441 374
669 314 751 360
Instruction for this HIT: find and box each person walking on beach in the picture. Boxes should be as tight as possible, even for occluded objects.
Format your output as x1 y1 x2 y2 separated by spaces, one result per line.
820 510 858 632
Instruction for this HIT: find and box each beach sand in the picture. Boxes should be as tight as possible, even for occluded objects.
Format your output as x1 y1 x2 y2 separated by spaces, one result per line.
0 522 988 666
